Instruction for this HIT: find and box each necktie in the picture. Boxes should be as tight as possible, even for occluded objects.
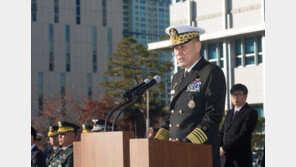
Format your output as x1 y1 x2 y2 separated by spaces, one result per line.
234 110 238 115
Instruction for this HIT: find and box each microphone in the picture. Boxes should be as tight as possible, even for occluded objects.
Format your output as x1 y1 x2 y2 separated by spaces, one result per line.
133 76 161 96
122 79 151 98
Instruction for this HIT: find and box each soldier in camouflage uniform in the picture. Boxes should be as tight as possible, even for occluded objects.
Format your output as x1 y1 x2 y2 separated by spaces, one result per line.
46 126 62 167
49 121 80 167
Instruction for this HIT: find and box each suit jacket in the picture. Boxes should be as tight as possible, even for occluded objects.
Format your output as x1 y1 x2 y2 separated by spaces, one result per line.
156 57 226 167
50 145 74 167
31 146 46 167
219 103 258 167
46 146 62 167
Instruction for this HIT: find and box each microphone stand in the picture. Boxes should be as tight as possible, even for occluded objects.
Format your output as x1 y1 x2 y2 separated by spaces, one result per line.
111 95 142 132
104 97 133 132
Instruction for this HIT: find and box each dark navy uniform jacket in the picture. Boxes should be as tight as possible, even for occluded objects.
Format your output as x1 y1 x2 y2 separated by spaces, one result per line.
155 56 226 167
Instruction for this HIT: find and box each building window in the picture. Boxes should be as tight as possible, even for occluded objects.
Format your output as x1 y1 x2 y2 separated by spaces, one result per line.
38 72 43 111
208 44 217 65
235 36 263 67
244 38 255 65
108 28 113 55
140 18 146 22
140 0 145 4
65 25 70 72
87 74 92 99
49 24 54 71
76 0 81 24
92 27 97 73
54 0 59 23
257 36 263 64
60 73 65 97
219 43 224 68
250 104 264 118
140 11 146 16
235 40 242 67
203 43 224 68
32 0 37 22
140 23 146 28
102 0 107 26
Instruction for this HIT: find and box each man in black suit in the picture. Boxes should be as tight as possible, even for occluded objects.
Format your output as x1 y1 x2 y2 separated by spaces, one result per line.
154 25 226 167
219 84 258 167
31 126 46 167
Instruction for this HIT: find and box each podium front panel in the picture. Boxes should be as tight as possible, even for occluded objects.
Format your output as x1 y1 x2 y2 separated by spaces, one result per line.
130 139 212 167
79 131 134 167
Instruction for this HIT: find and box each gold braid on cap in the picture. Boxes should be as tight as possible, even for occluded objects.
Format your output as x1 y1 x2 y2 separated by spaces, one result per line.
57 126 75 133
48 131 58 137
169 28 200 46
82 129 92 134
82 124 92 134
48 126 58 136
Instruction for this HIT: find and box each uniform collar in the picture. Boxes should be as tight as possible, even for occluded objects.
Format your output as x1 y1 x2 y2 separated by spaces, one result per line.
31 144 36 150
185 56 202 73
62 144 73 151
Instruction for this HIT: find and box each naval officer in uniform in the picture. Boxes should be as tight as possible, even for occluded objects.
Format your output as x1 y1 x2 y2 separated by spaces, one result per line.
154 25 226 167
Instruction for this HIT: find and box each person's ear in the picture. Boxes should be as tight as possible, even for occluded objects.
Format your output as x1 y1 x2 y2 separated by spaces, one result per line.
194 40 201 53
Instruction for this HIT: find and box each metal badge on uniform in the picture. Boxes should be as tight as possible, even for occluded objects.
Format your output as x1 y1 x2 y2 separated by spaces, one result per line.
173 82 178 89
188 100 196 109
186 79 202 92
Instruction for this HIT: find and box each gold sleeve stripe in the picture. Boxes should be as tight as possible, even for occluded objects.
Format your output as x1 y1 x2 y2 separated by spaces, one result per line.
192 131 204 143
154 128 169 140
196 128 208 141
192 130 206 143
187 133 201 144
186 128 208 144
191 131 203 144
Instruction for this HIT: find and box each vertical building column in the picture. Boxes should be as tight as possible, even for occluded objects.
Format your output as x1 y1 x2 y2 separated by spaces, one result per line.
222 0 228 29
187 0 192 25
227 40 235 110
223 41 230 110
261 0 265 23
262 35 265 117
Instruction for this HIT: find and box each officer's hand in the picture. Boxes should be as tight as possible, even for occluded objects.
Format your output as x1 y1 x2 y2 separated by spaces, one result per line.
220 147 226 159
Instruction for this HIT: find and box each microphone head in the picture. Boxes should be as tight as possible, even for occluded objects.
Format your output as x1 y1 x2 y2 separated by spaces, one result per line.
144 79 151 83
153 75 161 83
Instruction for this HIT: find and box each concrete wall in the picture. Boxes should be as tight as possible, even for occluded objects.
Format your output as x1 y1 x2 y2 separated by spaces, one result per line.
31 0 123 113
234 65 264 104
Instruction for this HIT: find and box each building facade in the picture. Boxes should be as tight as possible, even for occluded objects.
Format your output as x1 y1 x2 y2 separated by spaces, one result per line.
31 0 123 115
148 0 265 117
122 0 171 45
